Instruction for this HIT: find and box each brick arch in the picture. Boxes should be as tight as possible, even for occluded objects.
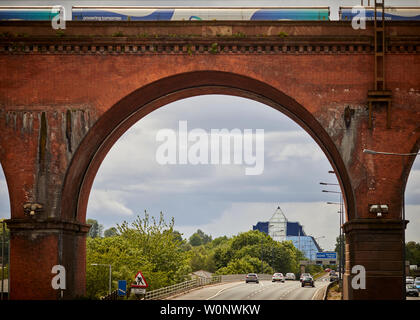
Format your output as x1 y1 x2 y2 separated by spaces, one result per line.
61 70 355 224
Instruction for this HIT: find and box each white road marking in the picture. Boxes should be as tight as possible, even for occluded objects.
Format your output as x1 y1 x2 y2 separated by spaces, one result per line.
311 280 328 300
205 282 244 300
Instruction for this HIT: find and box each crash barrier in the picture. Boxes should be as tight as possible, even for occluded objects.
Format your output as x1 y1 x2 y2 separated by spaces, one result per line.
221 274 273 282
101 273 294 300
323 280 339 300
144 275 222 300
101 289 119 300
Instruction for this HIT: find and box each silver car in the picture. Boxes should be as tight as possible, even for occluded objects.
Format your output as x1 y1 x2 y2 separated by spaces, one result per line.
246 273 259 284
406 284 419 297
272 273 285 282
285 273 296 280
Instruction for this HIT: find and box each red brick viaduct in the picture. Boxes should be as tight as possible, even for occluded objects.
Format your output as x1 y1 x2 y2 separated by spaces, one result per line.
0 20 419 299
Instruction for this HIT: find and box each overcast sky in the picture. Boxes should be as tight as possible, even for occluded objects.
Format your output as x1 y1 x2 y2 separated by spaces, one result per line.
0 0 419 252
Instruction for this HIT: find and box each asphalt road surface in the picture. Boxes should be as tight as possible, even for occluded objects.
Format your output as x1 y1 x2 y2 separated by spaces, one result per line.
172 278 330 300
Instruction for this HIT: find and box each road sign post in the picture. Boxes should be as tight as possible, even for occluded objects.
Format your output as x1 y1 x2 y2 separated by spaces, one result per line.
118 280 127 297
130 271 148 299
131 287 146 295
315 252 337 266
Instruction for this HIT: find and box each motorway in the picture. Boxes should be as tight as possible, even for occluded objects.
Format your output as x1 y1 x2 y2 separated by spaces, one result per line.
171 277 330 300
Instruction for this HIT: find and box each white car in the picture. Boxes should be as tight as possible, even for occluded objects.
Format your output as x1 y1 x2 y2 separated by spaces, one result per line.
406 277 414 285
272 273 285 282
285 273 296 280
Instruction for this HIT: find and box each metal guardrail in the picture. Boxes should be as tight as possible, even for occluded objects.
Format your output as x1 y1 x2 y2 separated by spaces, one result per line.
144 275 221 300
323 280 339 300
101 289 119 300
101 273 306 300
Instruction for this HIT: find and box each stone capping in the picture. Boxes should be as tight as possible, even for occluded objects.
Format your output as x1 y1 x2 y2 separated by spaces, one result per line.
0 38 418 55
343 218 408 234
5 218 91 234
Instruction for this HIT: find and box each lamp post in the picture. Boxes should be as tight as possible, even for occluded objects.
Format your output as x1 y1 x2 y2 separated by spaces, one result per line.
363 149 419 156
261 238 263 274
91 263 112 295
363 147 419 299
324 189 345 286
1 220 5 301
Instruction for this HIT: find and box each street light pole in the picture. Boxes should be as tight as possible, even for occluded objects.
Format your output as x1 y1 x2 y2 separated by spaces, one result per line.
1 220 4 301
363 149 419 156
340 205 343 283
109 265 112 295
325 194 344 285
261 238 263 274
322 173 346 293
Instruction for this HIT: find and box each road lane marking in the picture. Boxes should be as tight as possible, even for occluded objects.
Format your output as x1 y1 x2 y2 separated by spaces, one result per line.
205 282 244 300
245 281 298 300
311 281 328 300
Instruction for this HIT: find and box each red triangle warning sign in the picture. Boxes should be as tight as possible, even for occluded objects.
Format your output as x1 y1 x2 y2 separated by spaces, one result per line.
131 270 148 288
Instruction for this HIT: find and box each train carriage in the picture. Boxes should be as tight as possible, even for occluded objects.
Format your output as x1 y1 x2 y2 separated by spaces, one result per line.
2 6 420 22
339 6 420 21
0 6 330 21
0 6 59 21
71 7 330 21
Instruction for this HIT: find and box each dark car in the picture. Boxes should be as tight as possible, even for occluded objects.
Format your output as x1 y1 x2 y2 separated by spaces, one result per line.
246 273 259 284
300 273 311 282
406 284 419 297
329 271 338 282
301 276 315 287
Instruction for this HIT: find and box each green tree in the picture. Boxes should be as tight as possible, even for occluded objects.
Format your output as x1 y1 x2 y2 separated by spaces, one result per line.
189 246 217 272
334 234 345 270
189 233 203 246
209 230 302 275
86 211 191 299
172 230 184 243
189 229 212 246
334 235 345 254
215 256 273 275
406 241 420 265
213 243 234 270
116 212 191 288
0 219 9 276
104 227 118 238
210 236 229 248
87 219 103 238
